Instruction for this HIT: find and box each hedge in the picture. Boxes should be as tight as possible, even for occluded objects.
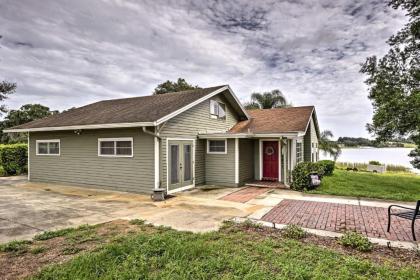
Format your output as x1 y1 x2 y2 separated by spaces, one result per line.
0 144 28 175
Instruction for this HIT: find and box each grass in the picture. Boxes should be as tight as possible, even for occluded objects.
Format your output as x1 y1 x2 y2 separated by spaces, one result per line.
336 162 411 172
0 240 32 253
29 222 419 280
309 169 420 201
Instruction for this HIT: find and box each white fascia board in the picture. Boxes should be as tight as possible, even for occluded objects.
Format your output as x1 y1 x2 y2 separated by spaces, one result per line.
3 121 156 133
226 85 251 120
198 133 250 139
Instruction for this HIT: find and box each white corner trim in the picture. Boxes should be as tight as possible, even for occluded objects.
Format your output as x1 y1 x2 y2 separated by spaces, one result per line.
154 136 160 189
259 140 262 180
235 138 239 184
27 133 30 180
97 137 133 157
36 139 60 156
207 139 227 154
278 139 282 182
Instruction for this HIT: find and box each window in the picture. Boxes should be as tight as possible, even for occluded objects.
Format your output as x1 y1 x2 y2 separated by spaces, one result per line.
296 142 303 163
98 138 133 157
207 139 227 154
36 140 60 155
209 99 226 120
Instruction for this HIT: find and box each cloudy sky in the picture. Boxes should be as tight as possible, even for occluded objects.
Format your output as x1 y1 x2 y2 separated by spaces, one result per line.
0 0 406 138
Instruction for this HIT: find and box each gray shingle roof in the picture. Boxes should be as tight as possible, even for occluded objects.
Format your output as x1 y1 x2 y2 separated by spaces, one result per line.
8 86 227 130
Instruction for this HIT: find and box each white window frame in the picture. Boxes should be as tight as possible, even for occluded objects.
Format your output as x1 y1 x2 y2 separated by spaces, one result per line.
98 137 133 157
36 139 61 156
296 140 303 163
207 139 227 154
209 99 226 120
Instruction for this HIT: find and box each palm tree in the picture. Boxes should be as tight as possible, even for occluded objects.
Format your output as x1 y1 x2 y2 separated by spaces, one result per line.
244 89 289 109
319 130 342 161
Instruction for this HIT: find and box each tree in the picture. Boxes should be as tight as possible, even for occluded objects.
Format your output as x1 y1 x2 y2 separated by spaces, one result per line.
360 0 420 169
319 130 342 161
153 78 200 94
0 81 17 114
244 89 289 109
0 104 58 143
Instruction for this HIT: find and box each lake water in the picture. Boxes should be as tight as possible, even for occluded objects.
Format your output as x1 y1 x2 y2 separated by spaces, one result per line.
320 147 419 174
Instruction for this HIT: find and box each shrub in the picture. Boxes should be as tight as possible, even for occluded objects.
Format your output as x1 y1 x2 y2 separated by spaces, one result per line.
282 224 306 239
368 160 381 165
0 144 28 175
339 232 373 252
317 160 335 176
291 162 325 191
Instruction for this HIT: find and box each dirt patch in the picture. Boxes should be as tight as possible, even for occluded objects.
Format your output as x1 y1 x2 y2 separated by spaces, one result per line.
0 220 146 280
229 222 420 270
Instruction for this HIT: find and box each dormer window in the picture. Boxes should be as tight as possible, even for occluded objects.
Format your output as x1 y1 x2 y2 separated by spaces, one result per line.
210 99 226 120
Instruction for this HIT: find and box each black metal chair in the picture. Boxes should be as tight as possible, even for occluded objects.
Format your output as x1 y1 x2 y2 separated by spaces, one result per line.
387 200 420 241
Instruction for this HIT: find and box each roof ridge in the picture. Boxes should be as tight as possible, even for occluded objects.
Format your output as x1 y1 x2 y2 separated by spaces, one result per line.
96 85 227 104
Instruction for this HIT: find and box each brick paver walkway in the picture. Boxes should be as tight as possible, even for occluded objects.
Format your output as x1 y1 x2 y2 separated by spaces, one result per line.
221 187 269 203
262 199 419 242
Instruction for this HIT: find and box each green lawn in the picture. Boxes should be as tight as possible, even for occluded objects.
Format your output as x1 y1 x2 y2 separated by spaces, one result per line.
309 169 420 202
29 223 419 280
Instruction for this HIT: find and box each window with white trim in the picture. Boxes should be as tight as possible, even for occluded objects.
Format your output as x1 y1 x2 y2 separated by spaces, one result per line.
296 142 303 163
209 99 226 120
36 139 60 155
98 138 133 157
207 139 227 154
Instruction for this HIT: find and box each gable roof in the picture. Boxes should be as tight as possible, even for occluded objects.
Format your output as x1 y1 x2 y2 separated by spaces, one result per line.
5 85 249 132
229 106 318 135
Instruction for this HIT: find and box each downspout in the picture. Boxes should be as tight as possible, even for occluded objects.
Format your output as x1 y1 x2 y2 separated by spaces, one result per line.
142 126 161 139
142 126 162 190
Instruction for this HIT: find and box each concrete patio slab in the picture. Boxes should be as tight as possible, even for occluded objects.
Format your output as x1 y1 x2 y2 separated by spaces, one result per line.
0 180 258 243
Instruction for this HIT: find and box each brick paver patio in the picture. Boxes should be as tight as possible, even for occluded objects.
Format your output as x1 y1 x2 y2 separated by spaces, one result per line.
221 187 269 203
262 199 419 242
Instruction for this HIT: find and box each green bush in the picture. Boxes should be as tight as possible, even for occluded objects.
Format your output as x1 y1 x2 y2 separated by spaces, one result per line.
317 160 335 176
282 224 306 239
0 144 28 175
339 232 373 252
368 160 381 165
291 162 325 191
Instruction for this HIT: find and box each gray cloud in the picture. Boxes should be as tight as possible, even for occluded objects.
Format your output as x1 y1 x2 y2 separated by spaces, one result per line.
0 0 406 137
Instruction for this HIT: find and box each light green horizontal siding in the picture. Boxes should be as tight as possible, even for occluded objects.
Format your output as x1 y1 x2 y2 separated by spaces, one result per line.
304 117 318 162
205 139 236 186
159 93 239 187
29 128 155 193
239 139 254 184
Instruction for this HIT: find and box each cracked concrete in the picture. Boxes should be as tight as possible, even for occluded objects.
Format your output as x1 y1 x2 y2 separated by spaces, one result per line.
0 178 257 243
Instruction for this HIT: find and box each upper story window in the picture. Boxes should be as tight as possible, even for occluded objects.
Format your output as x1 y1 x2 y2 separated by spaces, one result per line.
209 99 226 120
36 139 60 156
296 142 303 163
207 139 227 154
98 138 133 157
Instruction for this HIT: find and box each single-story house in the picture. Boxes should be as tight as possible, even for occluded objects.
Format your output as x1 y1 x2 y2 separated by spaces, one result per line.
4 85 320 194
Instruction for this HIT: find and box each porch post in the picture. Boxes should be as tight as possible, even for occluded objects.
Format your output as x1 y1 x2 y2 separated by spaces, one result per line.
234 138 239 185
154 136 160 189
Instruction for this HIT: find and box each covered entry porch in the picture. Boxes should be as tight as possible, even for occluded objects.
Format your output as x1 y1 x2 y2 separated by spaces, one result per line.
198 132 305 187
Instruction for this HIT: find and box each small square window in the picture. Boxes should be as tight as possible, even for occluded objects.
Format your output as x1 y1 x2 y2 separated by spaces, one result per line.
207 139 227 154
210 100 226 120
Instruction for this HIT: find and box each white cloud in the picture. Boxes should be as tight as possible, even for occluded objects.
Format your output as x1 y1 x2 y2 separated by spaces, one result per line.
0 0 406 137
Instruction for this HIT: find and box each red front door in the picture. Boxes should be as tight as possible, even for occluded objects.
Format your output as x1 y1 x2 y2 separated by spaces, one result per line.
262 141 279 181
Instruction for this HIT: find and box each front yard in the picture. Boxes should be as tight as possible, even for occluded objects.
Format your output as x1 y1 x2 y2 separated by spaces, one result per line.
1 220 419 279
309 169 420 202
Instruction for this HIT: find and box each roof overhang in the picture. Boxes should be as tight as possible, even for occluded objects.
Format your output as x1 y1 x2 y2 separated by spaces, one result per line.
3 122 156 133
198 132 303 139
